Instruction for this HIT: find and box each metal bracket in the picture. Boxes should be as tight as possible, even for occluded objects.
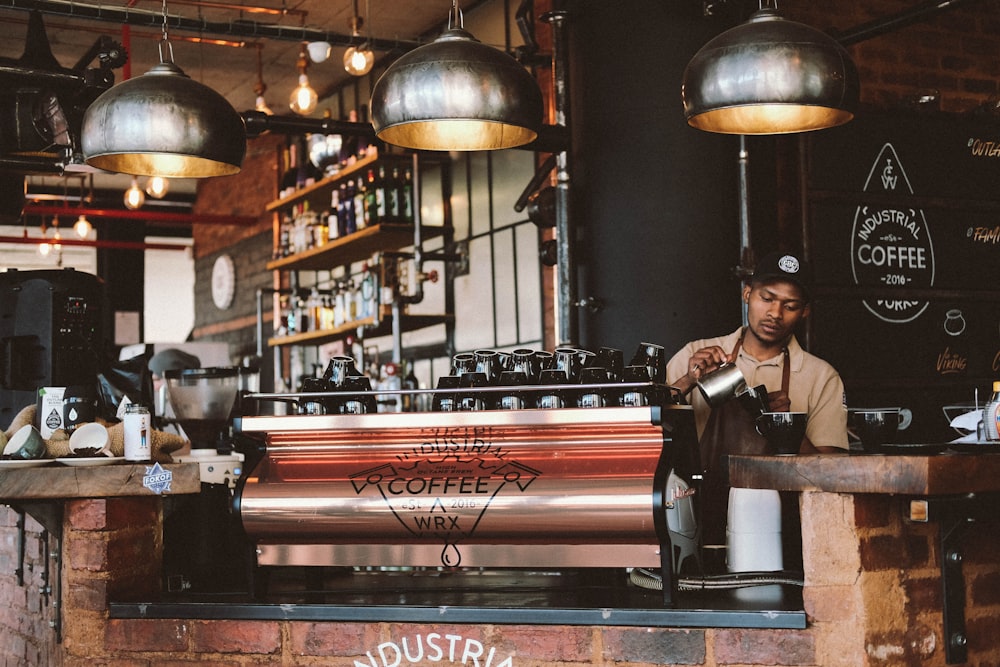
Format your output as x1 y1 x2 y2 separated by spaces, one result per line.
909 493 1000 664
9 501 64 643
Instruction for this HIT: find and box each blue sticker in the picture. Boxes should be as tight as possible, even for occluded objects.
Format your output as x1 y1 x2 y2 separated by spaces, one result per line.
143 462 172 495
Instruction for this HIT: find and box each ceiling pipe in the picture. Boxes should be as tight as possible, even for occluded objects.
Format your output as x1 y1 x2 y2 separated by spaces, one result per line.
22 203 257 226
833 0 981 47
241 110 570 154
0 235 190 250
0 0 420 51
130 0 308 20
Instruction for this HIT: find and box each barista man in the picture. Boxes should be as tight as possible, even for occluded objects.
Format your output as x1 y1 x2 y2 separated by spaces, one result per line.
665 251 848 552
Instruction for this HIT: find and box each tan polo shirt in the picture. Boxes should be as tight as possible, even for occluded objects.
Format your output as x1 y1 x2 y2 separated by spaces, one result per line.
665 327 849 450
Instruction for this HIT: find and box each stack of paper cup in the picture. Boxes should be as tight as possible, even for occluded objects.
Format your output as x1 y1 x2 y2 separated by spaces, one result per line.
726 487 783 572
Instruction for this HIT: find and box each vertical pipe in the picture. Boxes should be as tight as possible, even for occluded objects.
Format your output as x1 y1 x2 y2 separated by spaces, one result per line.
737 134 751 327
544 9 575 346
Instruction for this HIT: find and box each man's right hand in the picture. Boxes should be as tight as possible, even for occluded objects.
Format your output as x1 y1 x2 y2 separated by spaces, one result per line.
673 345 729 395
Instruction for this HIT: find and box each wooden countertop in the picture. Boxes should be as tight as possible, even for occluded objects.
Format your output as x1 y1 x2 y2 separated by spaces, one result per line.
0 462 202 500
728 451 1000 495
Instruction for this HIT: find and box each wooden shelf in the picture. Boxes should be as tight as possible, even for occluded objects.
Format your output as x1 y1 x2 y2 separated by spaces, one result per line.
266 223 446 272
268 312 453 348
265 149 380 213
0 462 202 500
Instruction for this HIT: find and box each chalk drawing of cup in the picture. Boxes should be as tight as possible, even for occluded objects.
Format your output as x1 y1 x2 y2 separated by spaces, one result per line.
944 309 966 337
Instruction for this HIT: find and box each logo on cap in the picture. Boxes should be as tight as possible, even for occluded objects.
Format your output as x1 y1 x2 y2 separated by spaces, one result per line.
777 255 800 274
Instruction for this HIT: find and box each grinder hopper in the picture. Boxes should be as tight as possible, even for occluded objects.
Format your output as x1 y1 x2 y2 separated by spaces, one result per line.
163 367 240 448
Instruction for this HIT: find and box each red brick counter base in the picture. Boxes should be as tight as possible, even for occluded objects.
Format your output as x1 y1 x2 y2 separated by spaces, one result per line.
3 489 999 665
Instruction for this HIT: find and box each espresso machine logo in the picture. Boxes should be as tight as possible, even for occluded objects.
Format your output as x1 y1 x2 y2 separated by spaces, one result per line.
851 143 935 323
349 427 540 567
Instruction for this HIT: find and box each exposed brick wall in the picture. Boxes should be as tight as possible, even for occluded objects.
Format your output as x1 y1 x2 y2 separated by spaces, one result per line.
785 1 1000 114
188 134 283 362
1 490 994 666
0 508 58 666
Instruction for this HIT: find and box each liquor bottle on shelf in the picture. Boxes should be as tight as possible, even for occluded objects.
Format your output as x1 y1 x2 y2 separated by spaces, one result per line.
354 177 368 230
343 180 357 235
346 279 358 321
308 288 323 331
388 166 402 222
333 283 346 328
294 293 309 332
327 189 340 241
374 166 389 223
402 360 419 412
365 169 379 226
279 142 299 199
340 109 360 167
400 167 414 223
276 210 292 258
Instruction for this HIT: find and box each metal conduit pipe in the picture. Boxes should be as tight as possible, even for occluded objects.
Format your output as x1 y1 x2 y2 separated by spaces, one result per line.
0 0 419 51
542 8 575 347
834 0 982 47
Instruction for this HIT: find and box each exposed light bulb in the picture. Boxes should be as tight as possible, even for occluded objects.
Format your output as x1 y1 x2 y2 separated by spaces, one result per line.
38 240 51 257
74 214 92 238
146 175 169 199
51 230 62 253
344 45 374 76
255 95 274 115
290 73 318 116
124 177 145 209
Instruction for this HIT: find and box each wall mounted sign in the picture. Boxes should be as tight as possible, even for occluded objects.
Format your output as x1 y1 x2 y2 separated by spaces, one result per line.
851 143 935 323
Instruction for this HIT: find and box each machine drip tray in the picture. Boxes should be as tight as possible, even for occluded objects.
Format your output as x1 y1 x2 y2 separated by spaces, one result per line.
109 567 806 629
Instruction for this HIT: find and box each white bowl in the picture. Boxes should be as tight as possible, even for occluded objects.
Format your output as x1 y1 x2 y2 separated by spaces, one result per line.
69 422 110 455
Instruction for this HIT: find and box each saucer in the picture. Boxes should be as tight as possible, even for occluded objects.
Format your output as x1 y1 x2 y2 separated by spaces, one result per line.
55 456 122 467
0 458 51 469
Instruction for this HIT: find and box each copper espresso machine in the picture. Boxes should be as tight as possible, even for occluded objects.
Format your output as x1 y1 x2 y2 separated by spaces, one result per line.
234 392 700 605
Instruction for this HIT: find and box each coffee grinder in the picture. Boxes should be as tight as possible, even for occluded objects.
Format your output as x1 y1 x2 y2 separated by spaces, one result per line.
162 367 249 594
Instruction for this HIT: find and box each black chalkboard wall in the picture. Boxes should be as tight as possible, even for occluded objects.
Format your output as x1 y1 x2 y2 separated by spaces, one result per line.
805 111 1000 443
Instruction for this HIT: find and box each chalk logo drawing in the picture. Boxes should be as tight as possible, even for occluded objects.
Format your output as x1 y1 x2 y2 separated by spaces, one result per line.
852 143 935 323
349 426 540 567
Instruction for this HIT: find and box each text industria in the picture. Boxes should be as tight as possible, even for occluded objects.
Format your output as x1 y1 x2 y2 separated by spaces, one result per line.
354 632 514 667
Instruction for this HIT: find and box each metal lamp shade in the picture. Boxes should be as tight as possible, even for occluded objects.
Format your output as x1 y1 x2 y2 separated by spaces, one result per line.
82 62 246 177
371 28 543 151
682 9 859 135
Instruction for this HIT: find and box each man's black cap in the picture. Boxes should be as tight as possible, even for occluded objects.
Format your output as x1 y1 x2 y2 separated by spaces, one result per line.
752 251 813 299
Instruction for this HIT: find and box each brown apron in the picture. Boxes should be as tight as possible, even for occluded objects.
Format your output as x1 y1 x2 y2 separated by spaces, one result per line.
698 333 790 546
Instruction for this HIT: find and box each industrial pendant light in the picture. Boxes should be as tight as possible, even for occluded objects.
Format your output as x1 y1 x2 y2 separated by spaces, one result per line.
370 0 543 151
682 5 859 135
81 0 246 177
289 43 319 116
344 0 374 77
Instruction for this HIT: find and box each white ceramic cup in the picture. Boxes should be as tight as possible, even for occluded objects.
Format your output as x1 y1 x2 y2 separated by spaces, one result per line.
3 425 46 460
68 422 110 455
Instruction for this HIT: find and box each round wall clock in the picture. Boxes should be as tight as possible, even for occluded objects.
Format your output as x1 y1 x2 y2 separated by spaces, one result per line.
211 253 236 310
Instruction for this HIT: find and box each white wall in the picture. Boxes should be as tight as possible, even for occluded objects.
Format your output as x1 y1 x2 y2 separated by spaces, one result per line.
144 237 195 342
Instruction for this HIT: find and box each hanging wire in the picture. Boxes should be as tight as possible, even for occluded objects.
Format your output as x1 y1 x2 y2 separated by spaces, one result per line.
364 0 372 47
448 0 463 30
159 0 176 64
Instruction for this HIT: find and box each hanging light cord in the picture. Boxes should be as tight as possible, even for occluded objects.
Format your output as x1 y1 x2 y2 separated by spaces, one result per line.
159 0 175 65
448 0 463 30
364 0 371 47
254 43 266 96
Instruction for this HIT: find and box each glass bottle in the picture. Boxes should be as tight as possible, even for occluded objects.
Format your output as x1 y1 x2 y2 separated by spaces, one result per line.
354 177 367 230
401 167 414 223
984 381 1000 440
